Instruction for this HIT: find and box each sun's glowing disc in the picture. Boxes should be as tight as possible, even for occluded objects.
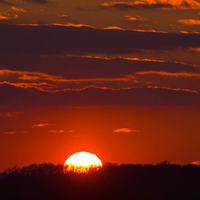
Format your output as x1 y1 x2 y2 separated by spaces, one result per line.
63 152 103 173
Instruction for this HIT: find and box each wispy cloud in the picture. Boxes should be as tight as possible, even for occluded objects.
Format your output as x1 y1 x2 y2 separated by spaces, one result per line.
113 128 140 133
3 131 28 135
1 55 198 79
0 24 199 58
58 14 69 18
1 54 199 93
48 130 57 133
0 16 9 20
1 81 55 92
48 130 65 134
0 69 132 91
147 85 199 94
135 71 200 78
177 19 200 25
0 0 13 5
104 26 124 30
19 75 41 81
0 12 18 21
0 13 10 20
23 0 48 4
32 123 49 128
0 83 200 106
0 69 60 82
4 131 15 135
125 15 147 22
100 0 200 10
11 7 25 12
0 111 24 117
189 47 200 53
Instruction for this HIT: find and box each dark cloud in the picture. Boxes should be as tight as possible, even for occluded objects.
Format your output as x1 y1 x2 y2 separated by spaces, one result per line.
0 83 199 106
0 23 200 57
0 55 199 79
0 0 13 5
100 2 173 10
100 0 200 10
23 0 48 4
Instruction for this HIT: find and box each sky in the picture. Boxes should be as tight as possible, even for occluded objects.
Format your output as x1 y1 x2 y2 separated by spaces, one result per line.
0 0 200 171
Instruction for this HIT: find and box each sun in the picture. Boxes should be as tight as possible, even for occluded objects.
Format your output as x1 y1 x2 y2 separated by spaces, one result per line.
63 151 103 174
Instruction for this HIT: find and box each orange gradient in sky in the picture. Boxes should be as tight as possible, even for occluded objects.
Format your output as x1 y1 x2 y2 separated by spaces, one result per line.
64 152 103 174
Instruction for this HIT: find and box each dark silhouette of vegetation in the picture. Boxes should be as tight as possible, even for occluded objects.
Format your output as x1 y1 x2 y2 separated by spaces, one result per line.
1 162 200 200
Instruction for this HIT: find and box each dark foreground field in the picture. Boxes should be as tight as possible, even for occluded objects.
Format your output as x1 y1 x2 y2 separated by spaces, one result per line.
1 162 200 200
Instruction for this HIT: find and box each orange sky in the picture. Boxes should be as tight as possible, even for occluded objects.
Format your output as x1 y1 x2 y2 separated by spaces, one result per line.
0 0 200 172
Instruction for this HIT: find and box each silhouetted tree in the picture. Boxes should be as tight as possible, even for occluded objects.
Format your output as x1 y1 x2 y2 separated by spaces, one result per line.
0 163 200 200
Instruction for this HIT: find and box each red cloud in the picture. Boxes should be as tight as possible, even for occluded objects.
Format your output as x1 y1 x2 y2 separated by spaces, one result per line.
0 111 24 117
113 128 140 133
32 123 49 128
177 19 200 25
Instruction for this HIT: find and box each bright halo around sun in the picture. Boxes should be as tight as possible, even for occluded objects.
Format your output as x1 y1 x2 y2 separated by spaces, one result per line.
63 152 103 174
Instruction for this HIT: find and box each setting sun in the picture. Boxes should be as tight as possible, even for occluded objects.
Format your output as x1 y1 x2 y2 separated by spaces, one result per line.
63 152 103 174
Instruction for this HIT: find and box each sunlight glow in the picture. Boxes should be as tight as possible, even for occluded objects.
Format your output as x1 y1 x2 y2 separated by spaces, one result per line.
63 152 103 174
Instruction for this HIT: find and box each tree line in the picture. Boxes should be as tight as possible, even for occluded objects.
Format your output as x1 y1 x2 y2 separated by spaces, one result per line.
1 162 200 200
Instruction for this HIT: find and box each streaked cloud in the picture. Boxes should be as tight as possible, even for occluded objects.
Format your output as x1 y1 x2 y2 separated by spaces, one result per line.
147 85 199 95
0 14 9 20
1 55 198 79
0 12 18 21
0 68 132 92
23 0 48 4
19 75 41 81
32 123 49 128
113 128 140 133
0 12 11 20
3 131 28 134
125 15 152 27
0 69 57 79
0 54 200 96
135 71 200 78
100 0 200 10
0 24 199 57
1 81 55 92
104 26 125 30
125 15 149 23
48 130 57 133
189 47 200 53
4 131 15 135
58 15 69 18
0 111 24 117
11 7 25 12
1 83 199 106
0 0 13 5
21 23 96 28
126 16 139 22
177 19 200 25
48 130 65 134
